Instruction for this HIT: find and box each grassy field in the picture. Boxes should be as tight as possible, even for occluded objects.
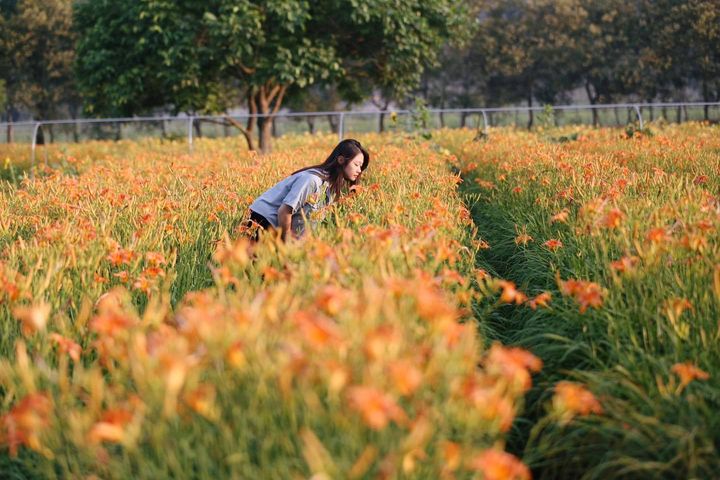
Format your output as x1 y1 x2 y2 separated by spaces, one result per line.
437 122 720 479
0 122 717 479
0 133 543 479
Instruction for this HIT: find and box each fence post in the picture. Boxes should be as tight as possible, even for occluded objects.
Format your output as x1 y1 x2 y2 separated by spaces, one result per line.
30 122 42 177
338 113 345 141
481 110 489 137
633 105 644 130
188 116 194 154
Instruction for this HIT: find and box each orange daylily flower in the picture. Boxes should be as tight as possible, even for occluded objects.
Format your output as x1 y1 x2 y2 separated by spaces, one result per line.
0 392 53 457
49 333 82 362
463 379 516 432
388 360 424 396
553 381 603 424
485 343 542 393
225 341 246 369
441 441 462 472
550 209 569 224
646 227 670 244
671 362 709 389
13 302 51 336
515 233 533 246
468 449 530 480
527 292 552 310
602 208 625 229
415 285 458 323
497 280 528 305
88 408 134 444
293 310 343 350
363 325 402 361
314 285 350 316
145 251 167 267
610 255 640 273
543 239 563 251
184 384 219 421
113 271 130 283
106 248 135 266
347 386 407 430
558 278 604 313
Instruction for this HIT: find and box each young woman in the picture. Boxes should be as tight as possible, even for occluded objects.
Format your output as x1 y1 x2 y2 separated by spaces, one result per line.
247 138 370 241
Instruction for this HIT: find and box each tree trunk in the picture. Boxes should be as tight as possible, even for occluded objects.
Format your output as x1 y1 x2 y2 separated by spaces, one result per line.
527 90 534 130
69 104 80 142
48 124 55 143
115 123 122 141
676 106 682 124
439 77 447 128
221 116 254 151
253 83 287 154
193 120 202 139
585 82 599 127
327 115 339 134
6 108 13 143
376 99 390 133
614 107 621 126
702 80 709 120
460 112 467 128
247 90 257 143
258 117 272 153
306 117 316 134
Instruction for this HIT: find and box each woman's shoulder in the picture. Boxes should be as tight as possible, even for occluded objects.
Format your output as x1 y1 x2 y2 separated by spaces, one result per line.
293 168 326 186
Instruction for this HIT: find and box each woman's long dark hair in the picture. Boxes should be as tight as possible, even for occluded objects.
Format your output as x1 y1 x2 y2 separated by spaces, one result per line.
291 139 370 199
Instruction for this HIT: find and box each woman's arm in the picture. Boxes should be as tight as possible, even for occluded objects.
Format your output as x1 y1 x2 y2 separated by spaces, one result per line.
277 204 293 241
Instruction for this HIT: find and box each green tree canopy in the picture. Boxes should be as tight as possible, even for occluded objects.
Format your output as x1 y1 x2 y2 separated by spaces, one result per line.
74 0 473 151
0 0 77 121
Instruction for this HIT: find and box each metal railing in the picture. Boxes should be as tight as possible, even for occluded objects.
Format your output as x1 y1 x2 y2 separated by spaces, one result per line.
0 102 717 173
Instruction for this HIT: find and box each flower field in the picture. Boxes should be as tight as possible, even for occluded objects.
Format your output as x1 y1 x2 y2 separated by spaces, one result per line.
0 134 541 479
438 122 720 478
0 122 717 479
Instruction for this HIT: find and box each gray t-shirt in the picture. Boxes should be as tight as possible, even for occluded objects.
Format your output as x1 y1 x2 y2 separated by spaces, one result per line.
249 169 333 236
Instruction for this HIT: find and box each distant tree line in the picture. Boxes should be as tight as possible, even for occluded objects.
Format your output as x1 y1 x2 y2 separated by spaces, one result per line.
1 0 718 149
419 0 719 128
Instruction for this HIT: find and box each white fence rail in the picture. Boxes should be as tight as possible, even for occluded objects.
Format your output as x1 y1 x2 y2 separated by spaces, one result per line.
0 102 718 171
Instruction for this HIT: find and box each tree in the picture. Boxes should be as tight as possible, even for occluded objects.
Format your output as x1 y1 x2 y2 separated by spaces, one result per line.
75 0 473 153
74 1 228 118
467 0 587 128
681 0 720 118
284 84 346 134
1 0 78 135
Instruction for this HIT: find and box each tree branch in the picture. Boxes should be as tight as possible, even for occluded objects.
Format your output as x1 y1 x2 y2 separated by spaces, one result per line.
270 85 287 115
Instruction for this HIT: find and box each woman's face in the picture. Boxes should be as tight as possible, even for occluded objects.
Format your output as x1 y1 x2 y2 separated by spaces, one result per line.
342 153 364 182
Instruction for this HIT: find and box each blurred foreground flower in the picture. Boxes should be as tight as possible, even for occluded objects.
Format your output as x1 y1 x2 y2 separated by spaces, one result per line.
485 343 542 393
13 302 51 336
1 392 53 457
468 449 530 480
347 386 407 430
